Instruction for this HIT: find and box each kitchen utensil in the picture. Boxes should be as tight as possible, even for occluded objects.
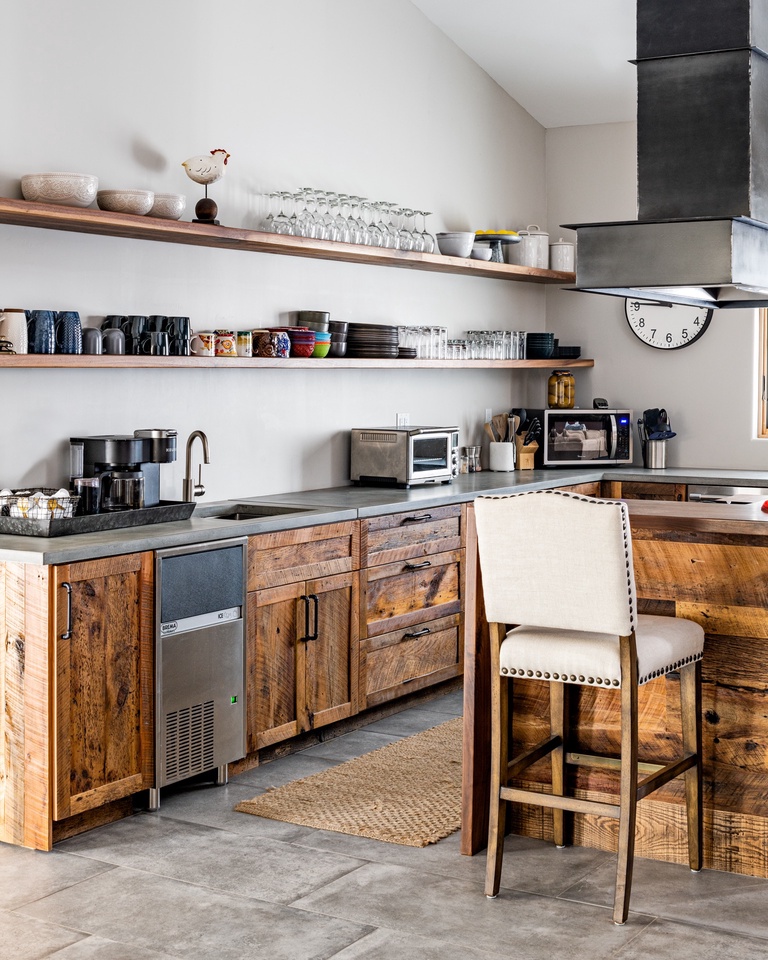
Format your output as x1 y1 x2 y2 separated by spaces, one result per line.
491 413 509 443
484 421 497 443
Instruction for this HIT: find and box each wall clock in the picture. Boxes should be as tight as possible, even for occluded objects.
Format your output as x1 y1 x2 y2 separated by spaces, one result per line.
624 298 713 349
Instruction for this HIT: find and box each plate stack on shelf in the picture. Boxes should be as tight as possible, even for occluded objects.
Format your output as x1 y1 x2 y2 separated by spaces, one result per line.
346 322 400 359
525 332 555 359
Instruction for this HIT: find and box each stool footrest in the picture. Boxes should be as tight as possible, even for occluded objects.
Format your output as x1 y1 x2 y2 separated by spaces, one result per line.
566 752 663 775
506 735 562 779
636 753 697 801
499 785 621 819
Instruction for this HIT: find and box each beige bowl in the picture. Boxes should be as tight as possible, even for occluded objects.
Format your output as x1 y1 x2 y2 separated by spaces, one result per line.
436 232 475 258
149 192 186 220
97 189 154 215
21 172 98 207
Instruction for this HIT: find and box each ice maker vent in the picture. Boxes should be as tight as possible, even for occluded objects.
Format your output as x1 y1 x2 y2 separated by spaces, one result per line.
360 431 397 443
164 700 215 783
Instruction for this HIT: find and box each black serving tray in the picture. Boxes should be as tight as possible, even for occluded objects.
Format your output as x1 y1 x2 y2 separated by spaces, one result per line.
0 500 196 538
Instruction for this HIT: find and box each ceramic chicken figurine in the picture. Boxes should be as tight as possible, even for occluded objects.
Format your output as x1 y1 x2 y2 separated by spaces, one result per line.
182 148 230 185
182 148 230 225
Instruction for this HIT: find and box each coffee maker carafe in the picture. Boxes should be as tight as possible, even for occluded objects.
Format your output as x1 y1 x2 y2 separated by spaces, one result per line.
70 429 177 512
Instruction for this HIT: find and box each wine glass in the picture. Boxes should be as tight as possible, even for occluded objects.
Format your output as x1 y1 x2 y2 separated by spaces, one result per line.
395 207 415 251
416 210 436 253
272 192 294 235
361 200 383 246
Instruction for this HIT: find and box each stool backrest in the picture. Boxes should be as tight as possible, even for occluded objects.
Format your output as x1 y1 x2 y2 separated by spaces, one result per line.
474 490 636 636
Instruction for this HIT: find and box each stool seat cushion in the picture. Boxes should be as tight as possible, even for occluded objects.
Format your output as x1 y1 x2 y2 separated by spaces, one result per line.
499 614 704 687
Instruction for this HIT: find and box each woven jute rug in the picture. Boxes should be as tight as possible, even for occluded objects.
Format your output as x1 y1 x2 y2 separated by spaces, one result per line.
235 717 463 847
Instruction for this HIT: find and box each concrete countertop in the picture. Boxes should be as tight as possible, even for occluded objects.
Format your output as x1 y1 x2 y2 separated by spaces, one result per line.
3 465 768 565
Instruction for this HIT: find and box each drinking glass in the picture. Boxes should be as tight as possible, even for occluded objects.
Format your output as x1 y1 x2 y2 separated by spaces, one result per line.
272 192 294 235
361 200 383 246
416 211 436 253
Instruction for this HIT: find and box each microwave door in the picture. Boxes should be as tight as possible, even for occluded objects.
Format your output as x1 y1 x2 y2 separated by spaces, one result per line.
608 415 618 460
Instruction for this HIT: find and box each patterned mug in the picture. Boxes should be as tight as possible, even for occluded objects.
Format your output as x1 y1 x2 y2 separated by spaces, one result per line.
55 311 83 355
26 310 57 354
214 329 237 357
190 332 215 357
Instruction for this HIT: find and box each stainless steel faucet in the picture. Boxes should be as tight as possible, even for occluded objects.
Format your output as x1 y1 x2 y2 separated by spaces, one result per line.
183 430 210 501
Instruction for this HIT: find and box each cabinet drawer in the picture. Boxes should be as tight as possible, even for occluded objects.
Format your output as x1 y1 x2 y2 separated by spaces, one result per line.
361 504 462 566
360 613 461 708
362 548 462 637
248 522 359 590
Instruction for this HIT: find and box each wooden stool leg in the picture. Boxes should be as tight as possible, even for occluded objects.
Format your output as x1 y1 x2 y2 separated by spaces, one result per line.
550 680 569 847
614 636 639 925
485 623 508 898
680 659 703 872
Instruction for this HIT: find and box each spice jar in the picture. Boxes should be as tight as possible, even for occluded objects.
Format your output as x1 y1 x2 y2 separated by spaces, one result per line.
548 369 575 409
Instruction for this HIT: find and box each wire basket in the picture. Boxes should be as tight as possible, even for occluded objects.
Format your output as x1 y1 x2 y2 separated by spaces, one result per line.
0 487 80 520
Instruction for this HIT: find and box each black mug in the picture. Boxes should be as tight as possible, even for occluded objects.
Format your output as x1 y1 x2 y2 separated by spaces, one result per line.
147 314 168 332
140 330 170 356
101 314 126 330
121 315 147 354
167 316 191 356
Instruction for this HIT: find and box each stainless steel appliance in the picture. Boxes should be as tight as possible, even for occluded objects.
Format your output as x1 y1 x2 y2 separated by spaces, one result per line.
350 425 459 487
149 538 247 810
688 484 768 505
536 409 633 467
69 429 177 510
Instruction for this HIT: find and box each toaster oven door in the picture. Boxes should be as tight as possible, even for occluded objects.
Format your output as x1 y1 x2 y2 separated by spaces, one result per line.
409 433 452 482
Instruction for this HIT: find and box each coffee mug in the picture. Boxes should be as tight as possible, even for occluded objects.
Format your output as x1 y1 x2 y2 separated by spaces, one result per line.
121 315 147 354
147 314 168 332
236 330 253 357
214 329 237 357
0 309 28 354
102 328 126 355
82 327 103 355
190 331 215 356
101 314 126 330
26 309 57 354
141 330 170 356
55 311 82 354
167 316 191 356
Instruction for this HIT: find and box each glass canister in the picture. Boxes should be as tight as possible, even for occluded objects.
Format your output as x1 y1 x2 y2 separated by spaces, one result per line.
547 369 576 409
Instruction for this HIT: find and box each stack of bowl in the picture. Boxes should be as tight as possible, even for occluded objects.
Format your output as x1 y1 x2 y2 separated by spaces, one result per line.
328 319 348 357
525 332 556 359
311 331 332 357
283 327 316 357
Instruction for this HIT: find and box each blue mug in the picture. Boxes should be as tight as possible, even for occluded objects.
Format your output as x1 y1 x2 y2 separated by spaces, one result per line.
26 310 57 354
55 311 82 354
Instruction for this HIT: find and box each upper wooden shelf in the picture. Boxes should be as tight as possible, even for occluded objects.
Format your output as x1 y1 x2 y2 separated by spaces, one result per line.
0 355 594 370
0 198 575 285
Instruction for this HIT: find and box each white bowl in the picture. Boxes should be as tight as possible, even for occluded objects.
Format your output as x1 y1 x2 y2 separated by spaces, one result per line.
21 172 98 208
436 232 475 258
97 189 155 215
149 192 186 220
471 244 493 261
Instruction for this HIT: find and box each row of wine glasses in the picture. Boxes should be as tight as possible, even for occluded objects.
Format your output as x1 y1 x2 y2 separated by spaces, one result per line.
259 189 436 253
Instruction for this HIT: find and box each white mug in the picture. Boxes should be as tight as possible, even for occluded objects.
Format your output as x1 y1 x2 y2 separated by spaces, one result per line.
190 332 215 357
0 309 28 354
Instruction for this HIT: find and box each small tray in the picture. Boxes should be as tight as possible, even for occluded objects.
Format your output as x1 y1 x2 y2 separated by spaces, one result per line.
0 500 196 538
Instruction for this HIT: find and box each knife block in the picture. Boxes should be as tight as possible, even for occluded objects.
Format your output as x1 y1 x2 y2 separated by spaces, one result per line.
515 436 538 470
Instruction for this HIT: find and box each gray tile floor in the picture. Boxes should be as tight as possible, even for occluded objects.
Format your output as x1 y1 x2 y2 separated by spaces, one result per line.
2 689 768 959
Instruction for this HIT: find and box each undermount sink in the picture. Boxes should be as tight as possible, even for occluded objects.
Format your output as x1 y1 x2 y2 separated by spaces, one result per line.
198 502 313 522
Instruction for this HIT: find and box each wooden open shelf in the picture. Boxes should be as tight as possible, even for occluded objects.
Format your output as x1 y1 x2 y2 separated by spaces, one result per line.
0 355 594 370
0 198 576 285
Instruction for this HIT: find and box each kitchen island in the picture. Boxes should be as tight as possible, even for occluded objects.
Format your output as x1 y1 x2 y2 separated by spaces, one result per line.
462 494 768 879
3 466 768 859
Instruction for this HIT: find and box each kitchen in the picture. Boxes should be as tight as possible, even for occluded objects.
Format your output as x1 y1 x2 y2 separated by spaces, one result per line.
2 0 768 957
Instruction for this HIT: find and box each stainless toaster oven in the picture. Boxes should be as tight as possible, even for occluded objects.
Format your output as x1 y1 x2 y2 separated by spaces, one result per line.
350 426 460 487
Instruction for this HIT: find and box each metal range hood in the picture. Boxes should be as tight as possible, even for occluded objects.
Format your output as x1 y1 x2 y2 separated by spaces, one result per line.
568 0 768 309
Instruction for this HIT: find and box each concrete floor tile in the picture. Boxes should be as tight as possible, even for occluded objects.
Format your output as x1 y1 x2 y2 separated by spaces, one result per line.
18 867 372 960
58 815 364 905
0 906 84 959
328 926 511 960
233 753 339 789
300 730 400 762
410 690 463 716
0 843 114 910
357 709 458 738
613 918 768 959
294 861 651 958
48 936 180 959
560 856 768 937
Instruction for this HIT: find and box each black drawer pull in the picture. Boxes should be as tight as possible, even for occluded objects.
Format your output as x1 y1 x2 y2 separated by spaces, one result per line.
403 627 431 639
404 560 432 570
401 514 432 524
60 582 73 640
300 594 319 642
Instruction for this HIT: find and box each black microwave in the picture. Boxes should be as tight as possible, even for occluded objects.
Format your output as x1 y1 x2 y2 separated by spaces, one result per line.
535 409 633 466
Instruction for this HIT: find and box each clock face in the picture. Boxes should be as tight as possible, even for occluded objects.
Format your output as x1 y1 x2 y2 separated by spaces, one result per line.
624 299 713 350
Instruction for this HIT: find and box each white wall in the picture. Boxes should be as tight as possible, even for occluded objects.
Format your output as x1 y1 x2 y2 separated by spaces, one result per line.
1 0 553 499
545 121 766 470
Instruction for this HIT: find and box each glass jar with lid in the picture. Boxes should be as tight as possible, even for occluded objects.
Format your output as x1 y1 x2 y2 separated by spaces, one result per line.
547 369 576 409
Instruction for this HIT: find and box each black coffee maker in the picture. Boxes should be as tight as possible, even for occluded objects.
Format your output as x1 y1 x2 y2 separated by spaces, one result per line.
70 429 177 512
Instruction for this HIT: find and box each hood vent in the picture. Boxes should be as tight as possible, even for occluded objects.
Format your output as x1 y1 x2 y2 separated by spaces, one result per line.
568 0 768 308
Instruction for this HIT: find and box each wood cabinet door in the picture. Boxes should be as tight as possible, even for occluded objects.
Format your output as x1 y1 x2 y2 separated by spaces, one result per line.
300 571 359 731
53 552 153 820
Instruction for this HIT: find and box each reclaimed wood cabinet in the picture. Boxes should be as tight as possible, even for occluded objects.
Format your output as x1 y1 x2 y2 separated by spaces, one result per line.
52 553 154 821
246 523 359 750
602 479 686 501
358 505 465 708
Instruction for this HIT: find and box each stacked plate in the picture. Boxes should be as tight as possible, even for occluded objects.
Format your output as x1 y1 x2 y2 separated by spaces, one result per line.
346 322 400 359
526 332 555 359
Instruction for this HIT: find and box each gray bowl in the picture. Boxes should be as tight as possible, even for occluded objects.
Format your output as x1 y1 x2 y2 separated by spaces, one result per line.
297 310 330 328
328 339 347 357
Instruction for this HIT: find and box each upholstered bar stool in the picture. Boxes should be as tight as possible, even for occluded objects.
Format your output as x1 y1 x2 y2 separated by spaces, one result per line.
473 489 704 924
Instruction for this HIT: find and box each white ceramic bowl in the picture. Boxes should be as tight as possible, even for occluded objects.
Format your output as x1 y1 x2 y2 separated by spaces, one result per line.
148 192 186 220
97 189 155 215
471 244 493 261
436 232 475 258
21 172 98 208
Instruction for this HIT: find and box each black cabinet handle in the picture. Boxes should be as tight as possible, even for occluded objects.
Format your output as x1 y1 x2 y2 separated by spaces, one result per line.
403 627 431 639
61 582 73 640
300 594 310 642
404 560 432 570
308 594 319 641
402 514 432 524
